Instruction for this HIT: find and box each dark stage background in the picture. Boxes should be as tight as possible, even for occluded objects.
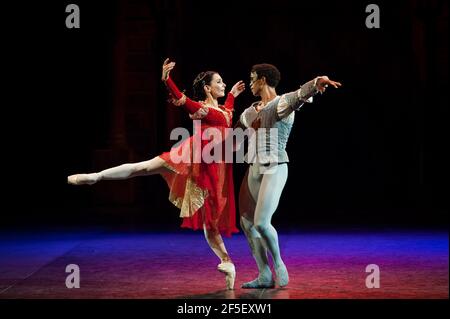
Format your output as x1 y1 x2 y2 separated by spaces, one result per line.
4 0 448 229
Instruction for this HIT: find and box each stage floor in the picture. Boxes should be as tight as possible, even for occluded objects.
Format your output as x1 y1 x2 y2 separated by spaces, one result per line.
0 228 447 299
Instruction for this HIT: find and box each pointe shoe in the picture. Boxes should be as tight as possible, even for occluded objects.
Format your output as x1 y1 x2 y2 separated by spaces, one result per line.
67 173 99 185
217 262 236 290
275 263 289 287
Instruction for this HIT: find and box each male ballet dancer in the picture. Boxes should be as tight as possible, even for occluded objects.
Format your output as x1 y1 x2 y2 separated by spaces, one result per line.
237 64 341 288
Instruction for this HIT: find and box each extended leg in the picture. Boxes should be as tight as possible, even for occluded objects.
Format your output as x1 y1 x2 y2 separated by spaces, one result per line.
67 156 169 185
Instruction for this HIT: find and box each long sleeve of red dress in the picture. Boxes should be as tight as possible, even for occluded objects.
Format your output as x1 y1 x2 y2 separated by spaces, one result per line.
223 92 235 112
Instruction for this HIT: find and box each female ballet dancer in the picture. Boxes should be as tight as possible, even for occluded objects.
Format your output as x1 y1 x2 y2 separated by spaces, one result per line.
68 58 245 290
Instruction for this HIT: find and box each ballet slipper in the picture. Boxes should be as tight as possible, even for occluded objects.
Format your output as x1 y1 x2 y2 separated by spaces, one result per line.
275 263 289 287
241 275 275 289
67 173 99 185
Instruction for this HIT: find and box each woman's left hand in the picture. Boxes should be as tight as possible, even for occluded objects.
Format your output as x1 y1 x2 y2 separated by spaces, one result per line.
162 58 176 81
230 80 246 97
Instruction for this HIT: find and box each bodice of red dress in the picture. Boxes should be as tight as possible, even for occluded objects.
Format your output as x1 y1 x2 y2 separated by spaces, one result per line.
158 76 238 237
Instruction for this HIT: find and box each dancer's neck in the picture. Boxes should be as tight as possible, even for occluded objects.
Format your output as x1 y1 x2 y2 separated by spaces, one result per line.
203 96 219 108
260 86 277 106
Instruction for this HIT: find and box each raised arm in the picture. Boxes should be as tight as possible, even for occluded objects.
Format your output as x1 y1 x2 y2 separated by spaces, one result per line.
223 93 235 111
224 80 245 111
276 76 342 119
161 58 203 114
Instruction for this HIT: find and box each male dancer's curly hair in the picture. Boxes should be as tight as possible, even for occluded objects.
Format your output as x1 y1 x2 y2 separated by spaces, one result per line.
251 63 281 88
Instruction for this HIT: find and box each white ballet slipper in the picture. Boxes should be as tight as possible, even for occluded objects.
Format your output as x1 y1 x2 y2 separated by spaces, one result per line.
67 173 99 185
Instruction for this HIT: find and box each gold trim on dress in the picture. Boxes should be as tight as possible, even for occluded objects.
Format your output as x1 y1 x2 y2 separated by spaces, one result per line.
195 102 233 126
172 94 186 106
189 106 209 120
168 177 209 218
160 159 209 218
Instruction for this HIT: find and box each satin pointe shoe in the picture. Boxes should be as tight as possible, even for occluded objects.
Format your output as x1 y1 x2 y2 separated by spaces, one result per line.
67 173 99 185
217 262 236 290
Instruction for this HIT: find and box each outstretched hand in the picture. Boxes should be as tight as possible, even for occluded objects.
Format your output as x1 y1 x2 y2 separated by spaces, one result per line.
316 76 342 93
230 80 245 97
162 58 176 81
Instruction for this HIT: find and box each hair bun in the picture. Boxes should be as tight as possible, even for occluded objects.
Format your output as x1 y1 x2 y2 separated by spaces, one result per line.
192 70 218 101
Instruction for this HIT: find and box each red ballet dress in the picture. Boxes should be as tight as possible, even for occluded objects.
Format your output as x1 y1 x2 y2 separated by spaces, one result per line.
158 76 239 237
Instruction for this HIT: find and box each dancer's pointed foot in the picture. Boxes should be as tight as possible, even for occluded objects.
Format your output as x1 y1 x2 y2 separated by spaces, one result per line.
67 173 100 185
275 263 289 287
217 262 235 290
